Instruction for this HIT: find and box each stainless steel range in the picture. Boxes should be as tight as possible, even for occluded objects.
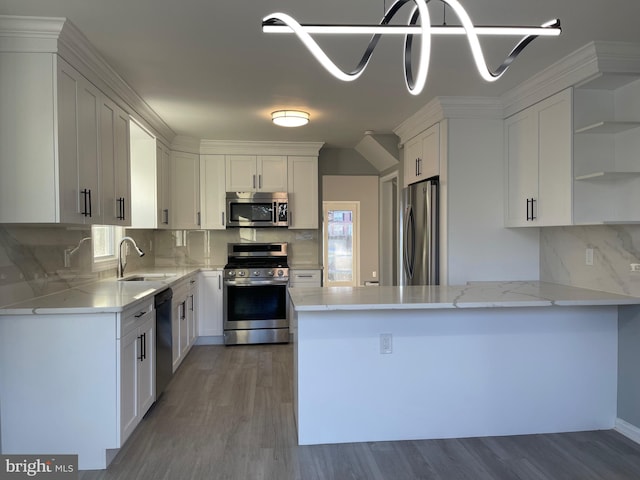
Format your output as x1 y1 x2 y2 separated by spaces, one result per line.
223 242 289 345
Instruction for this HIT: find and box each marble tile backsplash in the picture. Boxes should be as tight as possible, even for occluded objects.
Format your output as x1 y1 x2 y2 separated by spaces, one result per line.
540 225 640 296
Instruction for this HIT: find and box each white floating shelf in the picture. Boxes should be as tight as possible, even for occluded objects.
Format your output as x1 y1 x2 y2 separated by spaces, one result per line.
574 121 640 134
575 171 640 181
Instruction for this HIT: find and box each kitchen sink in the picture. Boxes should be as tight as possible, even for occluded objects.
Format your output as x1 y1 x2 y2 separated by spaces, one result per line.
119 273 177 282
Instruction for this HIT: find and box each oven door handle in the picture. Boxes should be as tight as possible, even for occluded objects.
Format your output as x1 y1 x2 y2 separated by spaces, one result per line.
224 279 289 286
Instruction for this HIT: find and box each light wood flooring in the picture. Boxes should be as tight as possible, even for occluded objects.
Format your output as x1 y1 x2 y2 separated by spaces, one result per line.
80 344 640 479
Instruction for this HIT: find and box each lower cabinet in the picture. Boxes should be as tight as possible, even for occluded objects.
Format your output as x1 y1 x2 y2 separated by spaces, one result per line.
172 275 197 371
119 300 155 444
289 269 322 287
197 270 224 340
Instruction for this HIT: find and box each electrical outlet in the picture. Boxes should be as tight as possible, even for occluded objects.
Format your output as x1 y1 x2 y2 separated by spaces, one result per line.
372 271 377 278
631 264 640 272
380 333 392 354
585 248 594 266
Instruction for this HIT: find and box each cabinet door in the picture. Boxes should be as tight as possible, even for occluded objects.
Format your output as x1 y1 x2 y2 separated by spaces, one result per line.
257 156 288 191
157 142 171 228
171 297 183 372
137 313 155 415
179 293 189 360
186 277 198 347
200 154 226 229
58 61 101 224
101 98 131 226
288 156 318 229
171 151 200 229
504 109 539 227
537 88 572 226
403 135 424 187
421 123 440 179
120 328 139 444
198 272 223 337
226 155 257 191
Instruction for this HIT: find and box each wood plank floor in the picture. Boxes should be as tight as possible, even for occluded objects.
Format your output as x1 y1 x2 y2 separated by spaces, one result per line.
80 344 640 479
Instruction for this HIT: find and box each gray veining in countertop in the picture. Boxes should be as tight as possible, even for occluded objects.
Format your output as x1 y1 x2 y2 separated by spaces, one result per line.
288 281 640 312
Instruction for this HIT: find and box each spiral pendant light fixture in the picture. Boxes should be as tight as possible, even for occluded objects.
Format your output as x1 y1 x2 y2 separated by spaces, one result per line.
262 0 561 95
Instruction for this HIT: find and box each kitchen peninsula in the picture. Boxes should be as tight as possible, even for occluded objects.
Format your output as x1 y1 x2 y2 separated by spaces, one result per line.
288 281 640 446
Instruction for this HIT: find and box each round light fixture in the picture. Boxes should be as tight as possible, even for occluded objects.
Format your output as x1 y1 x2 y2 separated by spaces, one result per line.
271 110 310 127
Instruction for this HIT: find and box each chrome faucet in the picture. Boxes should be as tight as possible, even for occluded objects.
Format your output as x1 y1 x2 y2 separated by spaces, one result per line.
117 236 145 278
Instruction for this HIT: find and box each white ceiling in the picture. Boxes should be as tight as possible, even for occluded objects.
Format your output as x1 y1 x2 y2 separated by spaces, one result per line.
2 0 640 148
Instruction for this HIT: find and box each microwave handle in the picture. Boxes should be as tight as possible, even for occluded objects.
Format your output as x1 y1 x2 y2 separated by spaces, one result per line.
273 202 277 223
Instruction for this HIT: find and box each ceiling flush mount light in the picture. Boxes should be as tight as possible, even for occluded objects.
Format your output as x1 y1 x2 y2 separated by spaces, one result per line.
262 0 561 96
271 110 310 127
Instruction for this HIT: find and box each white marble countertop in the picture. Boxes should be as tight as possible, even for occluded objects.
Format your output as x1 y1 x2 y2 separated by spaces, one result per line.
0 266 223 315
288 281 640 311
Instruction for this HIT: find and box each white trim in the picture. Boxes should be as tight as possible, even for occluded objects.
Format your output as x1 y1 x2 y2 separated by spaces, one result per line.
615 418 640 445
200 140 324 156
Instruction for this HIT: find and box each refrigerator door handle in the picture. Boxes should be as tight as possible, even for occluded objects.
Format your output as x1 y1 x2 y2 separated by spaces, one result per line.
403 205 415 280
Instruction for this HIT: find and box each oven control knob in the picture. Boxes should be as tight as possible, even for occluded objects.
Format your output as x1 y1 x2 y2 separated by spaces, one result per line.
277 270 284 277
253 271 260 277
238 271 246 277
268 270 275 277
227 271 235 277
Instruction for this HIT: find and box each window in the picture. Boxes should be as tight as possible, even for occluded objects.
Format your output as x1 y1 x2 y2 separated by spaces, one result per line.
323 201 360 287
92 225 124 271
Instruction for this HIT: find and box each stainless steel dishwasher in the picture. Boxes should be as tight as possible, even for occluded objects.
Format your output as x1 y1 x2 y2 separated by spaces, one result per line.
154 288 173 397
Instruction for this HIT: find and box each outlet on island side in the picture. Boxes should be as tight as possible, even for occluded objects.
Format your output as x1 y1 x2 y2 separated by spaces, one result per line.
380 333 393 354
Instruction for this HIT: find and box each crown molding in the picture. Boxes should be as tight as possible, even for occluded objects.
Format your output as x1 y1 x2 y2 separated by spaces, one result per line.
200 140 324 156
394 97 503 144
171 136 201 154
0 15 175 145
501 41 640 117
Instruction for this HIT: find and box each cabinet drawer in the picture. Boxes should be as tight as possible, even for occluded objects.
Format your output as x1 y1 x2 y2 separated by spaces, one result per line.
120 299 154 338
290 269 322 287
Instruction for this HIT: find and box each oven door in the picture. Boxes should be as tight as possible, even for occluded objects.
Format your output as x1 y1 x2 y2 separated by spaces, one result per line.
223 278 289 331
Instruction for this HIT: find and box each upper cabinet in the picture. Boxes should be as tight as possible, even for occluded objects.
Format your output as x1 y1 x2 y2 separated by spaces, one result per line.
225 155 288 192
504 88 573 227
200 154 226 230
0 53 115 224
288 156 319 229
403 123 440 187
171 151 201 229
101 97 131 226
156 142 172 229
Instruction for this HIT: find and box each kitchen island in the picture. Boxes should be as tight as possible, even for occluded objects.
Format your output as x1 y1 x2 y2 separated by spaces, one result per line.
288 281 640 446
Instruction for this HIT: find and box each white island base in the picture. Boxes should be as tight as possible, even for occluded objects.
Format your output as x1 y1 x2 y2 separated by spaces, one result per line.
291 286 624 445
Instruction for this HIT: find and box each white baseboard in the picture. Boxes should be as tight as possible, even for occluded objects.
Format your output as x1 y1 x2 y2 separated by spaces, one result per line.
615 418 640 444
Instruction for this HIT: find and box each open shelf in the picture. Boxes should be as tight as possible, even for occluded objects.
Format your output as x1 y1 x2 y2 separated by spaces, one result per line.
575 171 640 181
574 121 640 134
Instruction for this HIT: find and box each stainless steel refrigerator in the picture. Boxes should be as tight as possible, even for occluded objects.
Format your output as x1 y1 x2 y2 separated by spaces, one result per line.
402 176 439 286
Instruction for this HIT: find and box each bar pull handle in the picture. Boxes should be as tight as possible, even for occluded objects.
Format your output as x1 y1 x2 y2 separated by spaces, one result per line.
137 334 144 361
134 311 146 318
218 274 221 290
531 198 537 220
190 294 194 311
197 211 201 226
259 174 262 189
221 212 225 227
253 174 256 189
163 209 169 225
87 189 92 218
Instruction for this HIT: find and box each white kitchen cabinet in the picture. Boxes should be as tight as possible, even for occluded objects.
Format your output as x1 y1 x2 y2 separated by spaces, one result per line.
200 154 226 229
171 151 201 229
226 155 288 192
187 276 198 347
172 276 197 371
573 77 640 224
403 123 440 187
198 271 224 339
289 269 322 287
157 141 172 228
119 300 155 444
101 96 131 226
287 156 319 229
504 88 573 227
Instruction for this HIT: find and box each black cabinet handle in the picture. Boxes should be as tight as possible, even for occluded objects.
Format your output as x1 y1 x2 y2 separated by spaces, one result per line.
221 212 225 226
190 294 194 311
415 158 418 177
197 211 201 226
137 334 144 361
134 311 146 318
526 198 530 221
117 197 126 221
163 209 169 225
526 198 537 221
417 158 422 176
87 189 92 217
531 198 537 220
81 189 89 216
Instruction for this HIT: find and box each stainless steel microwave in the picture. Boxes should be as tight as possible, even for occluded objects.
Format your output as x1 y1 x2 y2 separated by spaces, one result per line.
226 192 288 227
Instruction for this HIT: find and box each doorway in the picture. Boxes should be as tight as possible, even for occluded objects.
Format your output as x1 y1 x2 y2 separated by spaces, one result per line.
379 172 399 286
